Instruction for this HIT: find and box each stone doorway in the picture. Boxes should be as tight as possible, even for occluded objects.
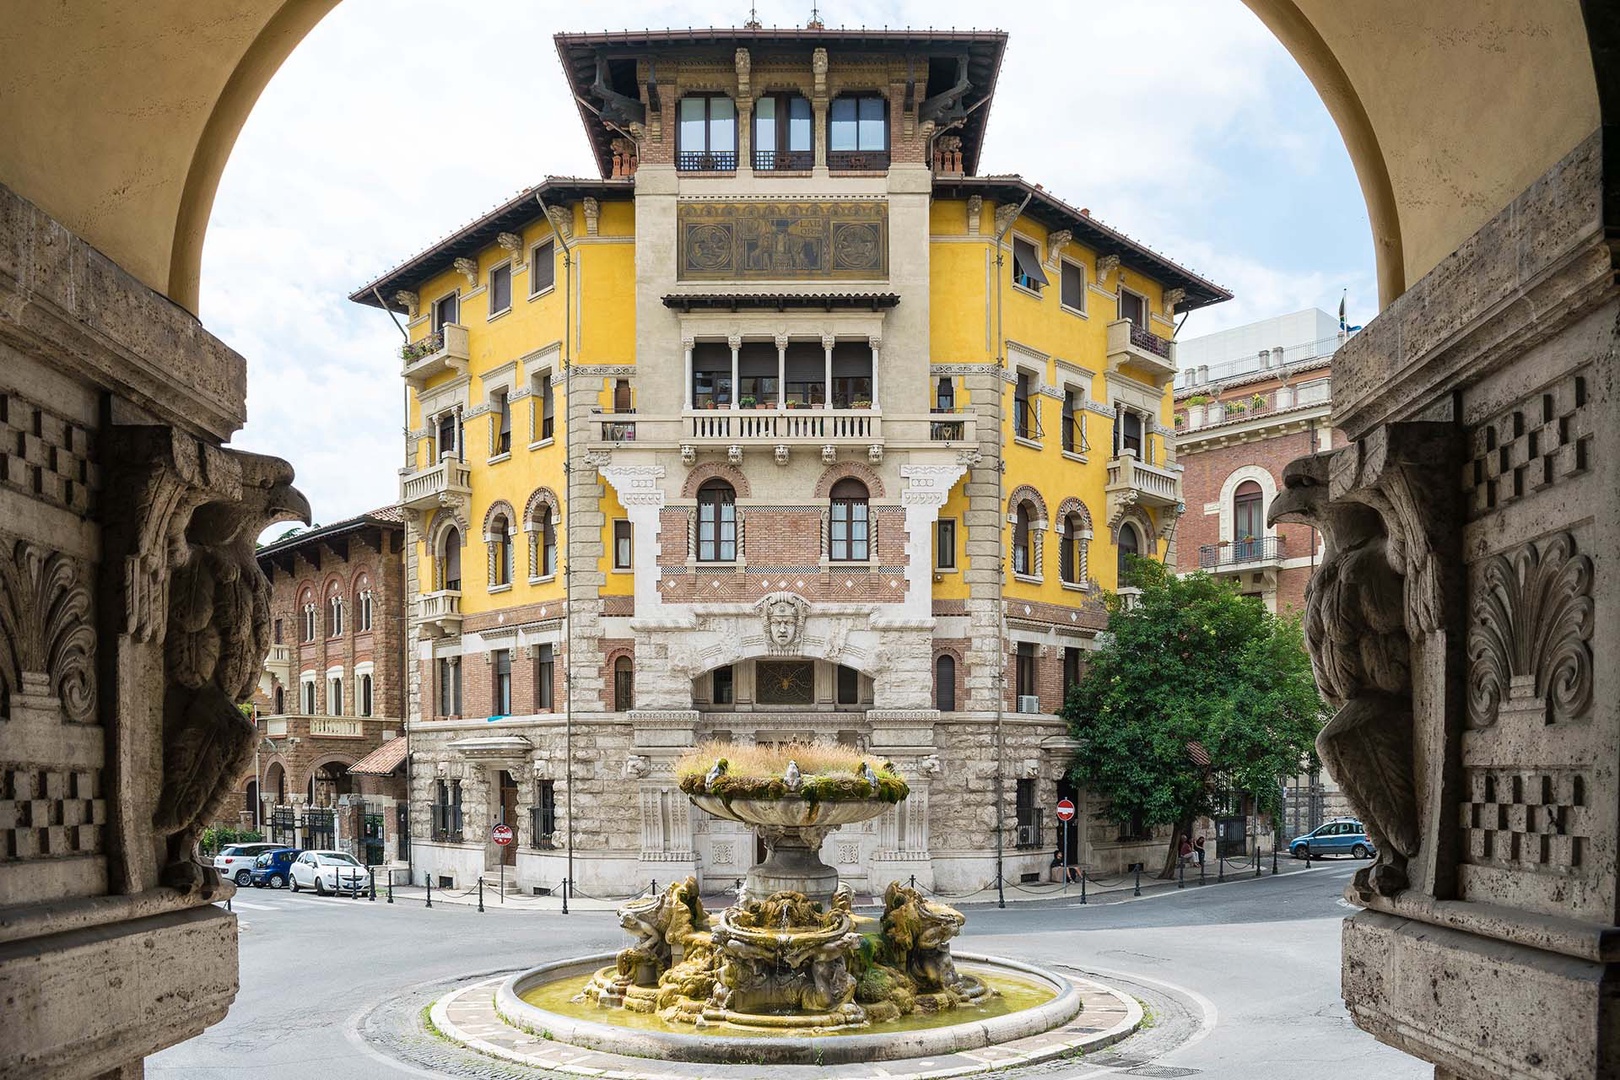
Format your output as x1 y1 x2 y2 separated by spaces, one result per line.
499 770 519 867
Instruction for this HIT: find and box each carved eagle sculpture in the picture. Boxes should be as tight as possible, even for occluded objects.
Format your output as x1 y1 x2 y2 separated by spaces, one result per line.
1268 452 1420 899
154 452 309 896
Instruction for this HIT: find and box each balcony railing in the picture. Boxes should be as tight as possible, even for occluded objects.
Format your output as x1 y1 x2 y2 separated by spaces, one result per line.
676 150 737 172
1130 323 1172 358
400 458 472 511
1200 536 1286 570
431 804 463 844
828 150 890 171
1106 451 1182 508
264 716 288 737
1106 318 1177 384
401 323 469 385
309 716 364 738
753 149 813 171
684 407 879 443
928 409 977 443
1015 807 1045 850
418 589 462 638
595 413 637 443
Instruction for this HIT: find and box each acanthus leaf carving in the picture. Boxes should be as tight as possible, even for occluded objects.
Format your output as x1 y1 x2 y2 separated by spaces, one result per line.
0 534 97 723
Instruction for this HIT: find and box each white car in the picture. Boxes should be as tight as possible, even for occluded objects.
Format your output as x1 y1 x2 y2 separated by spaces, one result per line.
213 842 284 887
289 850 369 895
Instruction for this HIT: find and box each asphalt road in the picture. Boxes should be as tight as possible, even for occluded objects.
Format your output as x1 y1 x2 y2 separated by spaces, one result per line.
149 860 1428 1079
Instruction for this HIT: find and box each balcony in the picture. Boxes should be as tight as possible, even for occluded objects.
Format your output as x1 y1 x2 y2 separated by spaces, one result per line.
1107 319 1177 386
1200 536 1286 573
594 413 637 443
400 458 471 512
684 407 880 444
418 589 462 638
1106 450 1183 511
676 150 737 172
753 149 813 172
928 409 977 445
309 716 364 738
828 150 890 171
401 323 469 387
264 643 291 683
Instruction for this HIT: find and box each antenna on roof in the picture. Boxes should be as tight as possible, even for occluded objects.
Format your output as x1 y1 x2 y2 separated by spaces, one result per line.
745 2 761 29
807 3 824 29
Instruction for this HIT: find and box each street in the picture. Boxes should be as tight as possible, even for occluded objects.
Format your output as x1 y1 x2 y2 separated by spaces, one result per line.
150 862 1428 1079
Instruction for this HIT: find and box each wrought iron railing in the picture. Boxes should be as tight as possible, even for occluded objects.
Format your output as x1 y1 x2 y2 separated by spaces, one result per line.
530 804 557 850
1015 807 1045 849
828 150 890 171
1199 535 1286 569
676 150 737 171
753 149 813 171
431 804 463 843
1130 323 1172 358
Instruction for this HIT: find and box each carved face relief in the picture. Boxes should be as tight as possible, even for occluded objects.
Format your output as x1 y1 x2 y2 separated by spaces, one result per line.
767 601 800 647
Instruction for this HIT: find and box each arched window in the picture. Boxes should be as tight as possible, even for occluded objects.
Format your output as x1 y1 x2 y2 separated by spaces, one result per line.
489 513 513 587
935 654 956 712
359 673 373 717
697 479 737 561
300 590 316 642
613 656 634 711
1233 480 1265 557
1060 512 1088 585
541 514 557 577
440 526 462 591
326 588 343 638
1118 522 1141 583
301 679 317 715
1013 502 1034 576
676 93 738 170
273 686 285 714
355 575 373 632
829 478 870 561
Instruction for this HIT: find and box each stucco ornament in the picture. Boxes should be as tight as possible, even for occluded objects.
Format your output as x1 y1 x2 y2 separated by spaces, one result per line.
758 591 809 653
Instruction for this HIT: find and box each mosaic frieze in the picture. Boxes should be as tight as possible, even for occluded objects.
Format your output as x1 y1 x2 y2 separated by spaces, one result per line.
677 200 888 281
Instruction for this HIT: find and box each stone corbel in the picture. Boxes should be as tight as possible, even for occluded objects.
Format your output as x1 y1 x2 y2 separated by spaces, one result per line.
546 205 573 241
1095 254 1120 288
1163 287 1186 316
1044 229 1073 271
728 444 744 465
966 195 983 235
497 233 525 271
821 445 837 465
734 48 751 100
453 258 478 286
774 444 790 466
393 291 419 318
680 444 697 466
993 203 1020 237
582 198 600 237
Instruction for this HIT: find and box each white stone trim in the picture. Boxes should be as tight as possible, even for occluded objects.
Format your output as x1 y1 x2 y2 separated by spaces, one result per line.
1217 464 1277 544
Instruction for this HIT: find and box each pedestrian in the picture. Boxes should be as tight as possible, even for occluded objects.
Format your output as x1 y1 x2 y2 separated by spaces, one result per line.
1050 846 1079 883
1194 835 1206 869
1178 834 1193 867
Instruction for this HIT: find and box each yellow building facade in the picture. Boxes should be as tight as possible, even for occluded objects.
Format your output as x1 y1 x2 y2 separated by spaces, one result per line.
354 25 1227 895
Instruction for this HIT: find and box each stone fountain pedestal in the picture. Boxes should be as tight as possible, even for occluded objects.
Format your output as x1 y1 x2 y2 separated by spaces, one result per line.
689 795 884 906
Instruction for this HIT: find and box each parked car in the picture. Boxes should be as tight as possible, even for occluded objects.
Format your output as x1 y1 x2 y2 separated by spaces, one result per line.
1289 818 1376 860
213 842 284 887
289 850 369 895
249 848 301 889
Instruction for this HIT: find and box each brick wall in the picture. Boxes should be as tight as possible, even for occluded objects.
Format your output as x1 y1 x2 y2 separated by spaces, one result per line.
1176 427 1321 561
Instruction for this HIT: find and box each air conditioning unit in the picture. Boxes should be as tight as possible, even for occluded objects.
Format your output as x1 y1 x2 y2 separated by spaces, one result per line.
1017 695 1041 714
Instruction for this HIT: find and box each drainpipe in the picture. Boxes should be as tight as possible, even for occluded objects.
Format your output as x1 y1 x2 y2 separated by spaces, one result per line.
991 190 1034 910
539 194 576 914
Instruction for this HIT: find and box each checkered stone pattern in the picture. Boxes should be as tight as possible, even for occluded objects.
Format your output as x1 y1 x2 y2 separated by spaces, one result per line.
1465 371 1591 519
0 389 99 516
0 766 105 860
1460 769 1589 874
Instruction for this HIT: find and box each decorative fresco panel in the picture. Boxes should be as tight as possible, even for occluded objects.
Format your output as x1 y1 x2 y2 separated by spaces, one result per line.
677 200 889 281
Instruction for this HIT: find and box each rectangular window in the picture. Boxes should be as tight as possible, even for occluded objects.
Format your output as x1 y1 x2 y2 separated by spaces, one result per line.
1062 389 1085 454
1014 371 1039 439
493 391 511 455
328 677 343 716
836 664 860 705
1119 289 1147 329
532 780 556 845
829 94 888 151
489 263 512 314
437 658 462 717
273 618 283 645
1012 237 1048 291
712 664 734 705
935 376 955 412
1117 409 1144 456
360 592 373 632
530 240 555 295
1015 642 1037 703
432 292 458 331
360 673 374 717
1015 778 1041 849
677 94 737 169
493 649 512 715
437 413 457 459
535 644 554 712
1061 260 1085 311
753 93 813 169
532 369 554 441
1063 647 1083 700
936 518 957 570
613 519 632 569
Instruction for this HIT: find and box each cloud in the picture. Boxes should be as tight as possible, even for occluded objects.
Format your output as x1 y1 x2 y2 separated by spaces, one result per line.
203 0 1374 527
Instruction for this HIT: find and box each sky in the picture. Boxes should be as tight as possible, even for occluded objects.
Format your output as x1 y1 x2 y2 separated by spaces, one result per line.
201 0 1376 533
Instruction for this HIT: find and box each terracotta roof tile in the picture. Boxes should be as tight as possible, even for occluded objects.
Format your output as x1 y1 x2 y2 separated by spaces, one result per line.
349 737 408 776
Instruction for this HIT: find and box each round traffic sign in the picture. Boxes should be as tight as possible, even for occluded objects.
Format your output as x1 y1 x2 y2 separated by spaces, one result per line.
1055 798 1076 822
491 823 514 846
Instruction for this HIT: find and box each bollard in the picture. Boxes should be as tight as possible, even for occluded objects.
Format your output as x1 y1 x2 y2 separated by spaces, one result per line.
349 871 358 899
1218 855 1225 883
1272 845 1279 875
226 896 232 912
1255 846 1262 878
369 868 376 901
1199 858 1205 886
909 874 917 890
1178 859 1184 888
651 878 658 897
478 876 485 913
426 875 433 909
387 869 394 904
1079 869 1087 905
1133 863 1141 897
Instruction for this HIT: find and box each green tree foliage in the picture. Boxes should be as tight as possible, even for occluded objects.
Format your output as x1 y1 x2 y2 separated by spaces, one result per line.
1062 559 1324 873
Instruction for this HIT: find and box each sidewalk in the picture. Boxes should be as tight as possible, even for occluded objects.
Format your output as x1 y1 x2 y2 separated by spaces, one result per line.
376 853 1334 914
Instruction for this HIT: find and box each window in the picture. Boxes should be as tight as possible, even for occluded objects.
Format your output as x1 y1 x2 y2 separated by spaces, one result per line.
441 527 462 591
535 644 554 712
697 479 737 562
1013 502 1035 577
273 618 283 645
493 649 512 716
530 240 555 295
1119 289 1147 329
936 517 957 570
436 412 458 459
432 292 459 331
934 654 956 711
1015 778 1041 848
273 686 285 714
1063 647 1083 699
1015 642 1037 704
828 93 888 167
677 94 738 170
492 391 512 455
1060 513 1087 584
539 514 557 578
612 378 633 414
531 780 556 846
1014 371 1039 439
1234 480 1265 545
756 660 814 705
432 780 463 842
829 478 870 561
327 676 342 715
836 664 860 705
1061 260 1086 312
357 589 373 632
488 263 512 315
1118 522 1142 582
327 593 343 637
935 376 955 412
1062 389 1086 454
753 92 813 170
301 680 316 715
613 519 632 569
1012 237 1048 292
489 515 512 587
712 664 734 705
529 369 554 442
359 673 373 717
613 656 634 711
1115 409 1144 456
437 657 462 717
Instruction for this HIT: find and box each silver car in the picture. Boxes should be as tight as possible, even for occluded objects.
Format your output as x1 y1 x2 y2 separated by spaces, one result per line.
289 850 369 895
213 842 284 887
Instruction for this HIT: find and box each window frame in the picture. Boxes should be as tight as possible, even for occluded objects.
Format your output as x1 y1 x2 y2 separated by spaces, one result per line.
712 664 735 705
492 648 512 716
676 93 739 170
359 672 374 717
613 519 633 570
529 240 556 297
431 291 459 331
828 478 870 562
491 390 512 457
1233 480 1265 543
1013 502 1035 578
934 653 956 712
1119 287 1148 329
535 643 555 712
1059 259 1087 313
753 92 814 170
1013 369 1042 441
489 515 513 588
935 517 957 571
1015 642 1038 702
327 675 343 716
696 479 738 562
1011 235 1049 293
487 261 512 316
613 655 634 711
828 92 889 167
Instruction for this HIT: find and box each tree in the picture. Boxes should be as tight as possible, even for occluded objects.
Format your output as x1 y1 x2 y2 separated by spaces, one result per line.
1062 559 1324 877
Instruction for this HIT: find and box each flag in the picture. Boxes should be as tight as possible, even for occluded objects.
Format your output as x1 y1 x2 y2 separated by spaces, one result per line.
1339 292 1347 332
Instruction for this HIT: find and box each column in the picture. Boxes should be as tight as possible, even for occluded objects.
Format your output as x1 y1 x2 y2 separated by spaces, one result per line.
869 335 881 410
682 337 694 411
728 333 741 411
775 333 788 410
822 332 835 410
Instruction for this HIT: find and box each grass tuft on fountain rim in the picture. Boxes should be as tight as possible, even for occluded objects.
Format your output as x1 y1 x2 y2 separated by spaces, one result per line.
675 741 909 803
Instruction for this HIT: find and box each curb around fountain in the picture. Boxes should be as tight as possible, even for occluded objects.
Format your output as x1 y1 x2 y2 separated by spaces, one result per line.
426 950 1142 1072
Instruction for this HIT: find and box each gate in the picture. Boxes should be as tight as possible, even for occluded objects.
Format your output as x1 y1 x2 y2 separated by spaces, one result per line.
395 803 410 862
362 803 386 866
269 805 297 847
303 807 335 850
1215 815 1249 857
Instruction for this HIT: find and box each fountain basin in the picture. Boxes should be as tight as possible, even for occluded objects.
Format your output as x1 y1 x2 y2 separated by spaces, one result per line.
495 951 1084 1065
690 795 890 904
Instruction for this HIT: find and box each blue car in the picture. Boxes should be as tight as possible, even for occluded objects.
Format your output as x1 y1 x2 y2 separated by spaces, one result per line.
249 847 301 889
1289 819 1376 860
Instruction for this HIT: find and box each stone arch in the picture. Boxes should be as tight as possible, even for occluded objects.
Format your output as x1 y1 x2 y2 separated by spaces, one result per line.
523 486 561 527
1054 496 1093 536
426 508 467 555
813 460 885 498
261 757 290 804
681 461 750 499
481 499 517 541
304 753 357 806
1217 465 1279 543
1007 484 1048 526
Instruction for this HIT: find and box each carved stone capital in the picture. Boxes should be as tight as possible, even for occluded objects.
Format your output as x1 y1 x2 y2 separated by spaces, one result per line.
1044 229 1073 270
453 257 478 285
393 290 419 317
1095 254 1120 286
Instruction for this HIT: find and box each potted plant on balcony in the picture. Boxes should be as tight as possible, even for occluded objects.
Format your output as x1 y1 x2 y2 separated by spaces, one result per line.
1183 394 1209 429
1225 399 1248 416
1250 393 1267 411
740 395 757 409
851 398 872 410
